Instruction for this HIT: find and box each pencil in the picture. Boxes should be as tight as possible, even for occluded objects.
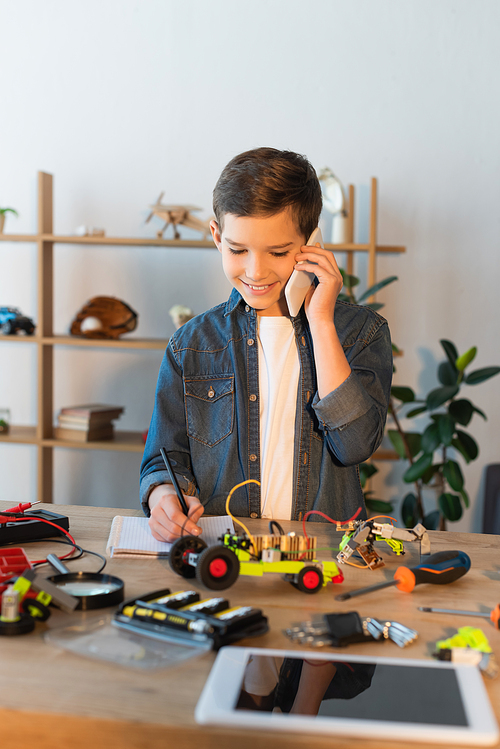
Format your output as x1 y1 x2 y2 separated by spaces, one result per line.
159 447 189 515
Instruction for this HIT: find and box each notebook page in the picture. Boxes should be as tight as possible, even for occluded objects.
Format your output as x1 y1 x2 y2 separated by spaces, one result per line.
107 515 235 557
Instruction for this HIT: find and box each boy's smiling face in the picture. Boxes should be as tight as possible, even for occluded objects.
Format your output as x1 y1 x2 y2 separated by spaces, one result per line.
211 210 306 316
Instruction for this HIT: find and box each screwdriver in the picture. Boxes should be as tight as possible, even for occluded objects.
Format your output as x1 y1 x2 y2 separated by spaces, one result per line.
418 604 500 629
335 550 471 601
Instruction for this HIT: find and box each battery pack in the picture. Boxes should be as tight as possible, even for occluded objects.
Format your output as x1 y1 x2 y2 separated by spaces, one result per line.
114 587 268 649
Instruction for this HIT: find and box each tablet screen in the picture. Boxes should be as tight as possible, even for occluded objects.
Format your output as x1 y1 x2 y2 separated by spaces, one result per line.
235 655 468 726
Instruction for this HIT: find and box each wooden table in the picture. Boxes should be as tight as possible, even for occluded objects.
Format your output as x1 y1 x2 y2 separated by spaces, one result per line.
1 501 499 749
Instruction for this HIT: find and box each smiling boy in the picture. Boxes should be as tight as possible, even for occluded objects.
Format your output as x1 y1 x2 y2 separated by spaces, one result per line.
140 148 393 542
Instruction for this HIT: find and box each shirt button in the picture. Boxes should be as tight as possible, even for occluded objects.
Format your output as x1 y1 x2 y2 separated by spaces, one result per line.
250 512 258 519
249 454 257 462
245 305 250 312
249 394 257 402
208 386 215 398
247 338 255 346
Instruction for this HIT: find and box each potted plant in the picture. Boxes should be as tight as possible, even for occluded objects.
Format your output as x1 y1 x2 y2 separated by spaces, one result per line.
0 207 19 233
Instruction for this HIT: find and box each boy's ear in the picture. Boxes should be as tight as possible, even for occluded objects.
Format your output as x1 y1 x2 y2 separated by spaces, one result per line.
210 220 222 252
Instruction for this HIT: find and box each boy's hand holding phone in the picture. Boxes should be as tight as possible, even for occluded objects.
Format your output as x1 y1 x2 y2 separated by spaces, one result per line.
285 228 343 324
148 484 204 543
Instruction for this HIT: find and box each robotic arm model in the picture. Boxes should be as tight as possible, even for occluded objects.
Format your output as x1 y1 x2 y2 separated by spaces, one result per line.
337 521 431 570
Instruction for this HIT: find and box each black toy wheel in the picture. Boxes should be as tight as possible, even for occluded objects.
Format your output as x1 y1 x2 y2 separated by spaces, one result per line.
293 565 323 594
0 321 12 334
16 317 35 335
195 545 240 590
22 597 51 621
169 535 207 578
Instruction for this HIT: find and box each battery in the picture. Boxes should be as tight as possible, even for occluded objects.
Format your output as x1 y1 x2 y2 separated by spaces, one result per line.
181 597 229 615
213 606 266 634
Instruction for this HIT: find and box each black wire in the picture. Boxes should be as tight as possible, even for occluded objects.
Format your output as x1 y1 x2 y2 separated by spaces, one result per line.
1 536 107 573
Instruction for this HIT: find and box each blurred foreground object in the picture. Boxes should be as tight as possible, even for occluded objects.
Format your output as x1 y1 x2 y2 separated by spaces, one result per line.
0 306 35 335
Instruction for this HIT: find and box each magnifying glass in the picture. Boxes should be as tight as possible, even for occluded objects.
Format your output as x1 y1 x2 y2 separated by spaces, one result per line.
47 554 125 610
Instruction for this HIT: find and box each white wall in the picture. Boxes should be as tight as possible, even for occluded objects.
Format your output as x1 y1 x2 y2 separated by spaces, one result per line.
0 0 499 530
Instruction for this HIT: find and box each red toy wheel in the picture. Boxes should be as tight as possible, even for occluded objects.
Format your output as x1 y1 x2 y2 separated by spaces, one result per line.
169 535 207 578
293 565 323 594
196 545 240 590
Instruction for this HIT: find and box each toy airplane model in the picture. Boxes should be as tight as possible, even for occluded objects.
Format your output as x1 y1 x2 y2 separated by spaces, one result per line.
146 192 211 239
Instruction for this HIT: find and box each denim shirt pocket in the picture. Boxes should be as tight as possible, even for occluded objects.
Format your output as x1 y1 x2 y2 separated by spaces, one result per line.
184 374 235 446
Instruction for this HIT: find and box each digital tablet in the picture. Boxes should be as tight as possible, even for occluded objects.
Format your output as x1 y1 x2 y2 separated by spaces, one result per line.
195 647 499 745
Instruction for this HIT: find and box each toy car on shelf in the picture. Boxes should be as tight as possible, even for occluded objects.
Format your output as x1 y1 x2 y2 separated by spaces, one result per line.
169 523 344 594
0 306 35 335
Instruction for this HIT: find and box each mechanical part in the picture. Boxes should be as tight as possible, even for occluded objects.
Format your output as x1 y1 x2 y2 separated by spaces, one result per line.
168 536 207 578
285 611 418 649
337 520 431 567
22 597 51 621
195 545 240 590
293 565 323 594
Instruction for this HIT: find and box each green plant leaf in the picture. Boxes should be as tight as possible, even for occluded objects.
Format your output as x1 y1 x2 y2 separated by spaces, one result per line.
443 459 464 491
365 302 385 311
359 462 378 487
465 366 500 385
472 404 487 420
438 492 463 522
438 361 459 386
337 293 352 303
406 406 427 418
357 275 398 303
426 385 459 410
440 340 459 371
455 346 477 371
391 386 415 403
421 422 440 453
448 399 474 426
366 499 394 514
401 492 419 527
388 430 422 459
421 462 441 485
460 488 470 508
403 453 433 482
423 510 441 530
436 413 455 446
340 270 360 289
453 430 479 461
392 343 401 355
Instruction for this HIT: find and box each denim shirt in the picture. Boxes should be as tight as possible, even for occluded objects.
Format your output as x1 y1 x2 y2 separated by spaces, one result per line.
140 288 392 523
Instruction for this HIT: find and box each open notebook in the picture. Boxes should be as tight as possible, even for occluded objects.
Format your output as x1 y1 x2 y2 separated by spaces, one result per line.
106 515 235 558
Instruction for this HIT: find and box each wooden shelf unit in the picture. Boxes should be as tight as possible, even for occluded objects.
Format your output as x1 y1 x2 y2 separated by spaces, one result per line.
0 172 404 502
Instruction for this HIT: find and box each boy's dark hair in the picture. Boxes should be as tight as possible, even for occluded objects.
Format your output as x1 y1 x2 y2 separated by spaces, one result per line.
213 147 322 240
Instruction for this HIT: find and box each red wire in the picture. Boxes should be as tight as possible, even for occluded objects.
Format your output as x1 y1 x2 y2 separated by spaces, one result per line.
1 514 78 565
301 507 363 546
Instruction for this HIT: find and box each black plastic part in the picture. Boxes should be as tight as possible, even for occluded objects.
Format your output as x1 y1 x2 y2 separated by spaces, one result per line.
292 565 323 594
324 611 374 647
169 536 207 578
268 520 285 536
22 598 51 621
195 545 240 590
0 613 36 636
0 510 70 545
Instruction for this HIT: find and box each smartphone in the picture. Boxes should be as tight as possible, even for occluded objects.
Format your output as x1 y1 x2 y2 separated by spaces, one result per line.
284 227 324 317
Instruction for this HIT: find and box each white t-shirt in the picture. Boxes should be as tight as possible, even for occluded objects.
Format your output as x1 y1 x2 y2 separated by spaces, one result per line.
257 316 300 519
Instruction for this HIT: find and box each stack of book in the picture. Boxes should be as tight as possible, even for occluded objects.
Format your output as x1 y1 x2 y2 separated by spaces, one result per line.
54 404 125 442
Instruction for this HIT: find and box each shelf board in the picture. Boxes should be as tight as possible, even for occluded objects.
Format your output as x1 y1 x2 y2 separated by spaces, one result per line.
0 232 405 253
0 234 38 242
42 335 168 350
0 425 38 444
372 448 400 461
42 430 145 452
0 335 39 344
